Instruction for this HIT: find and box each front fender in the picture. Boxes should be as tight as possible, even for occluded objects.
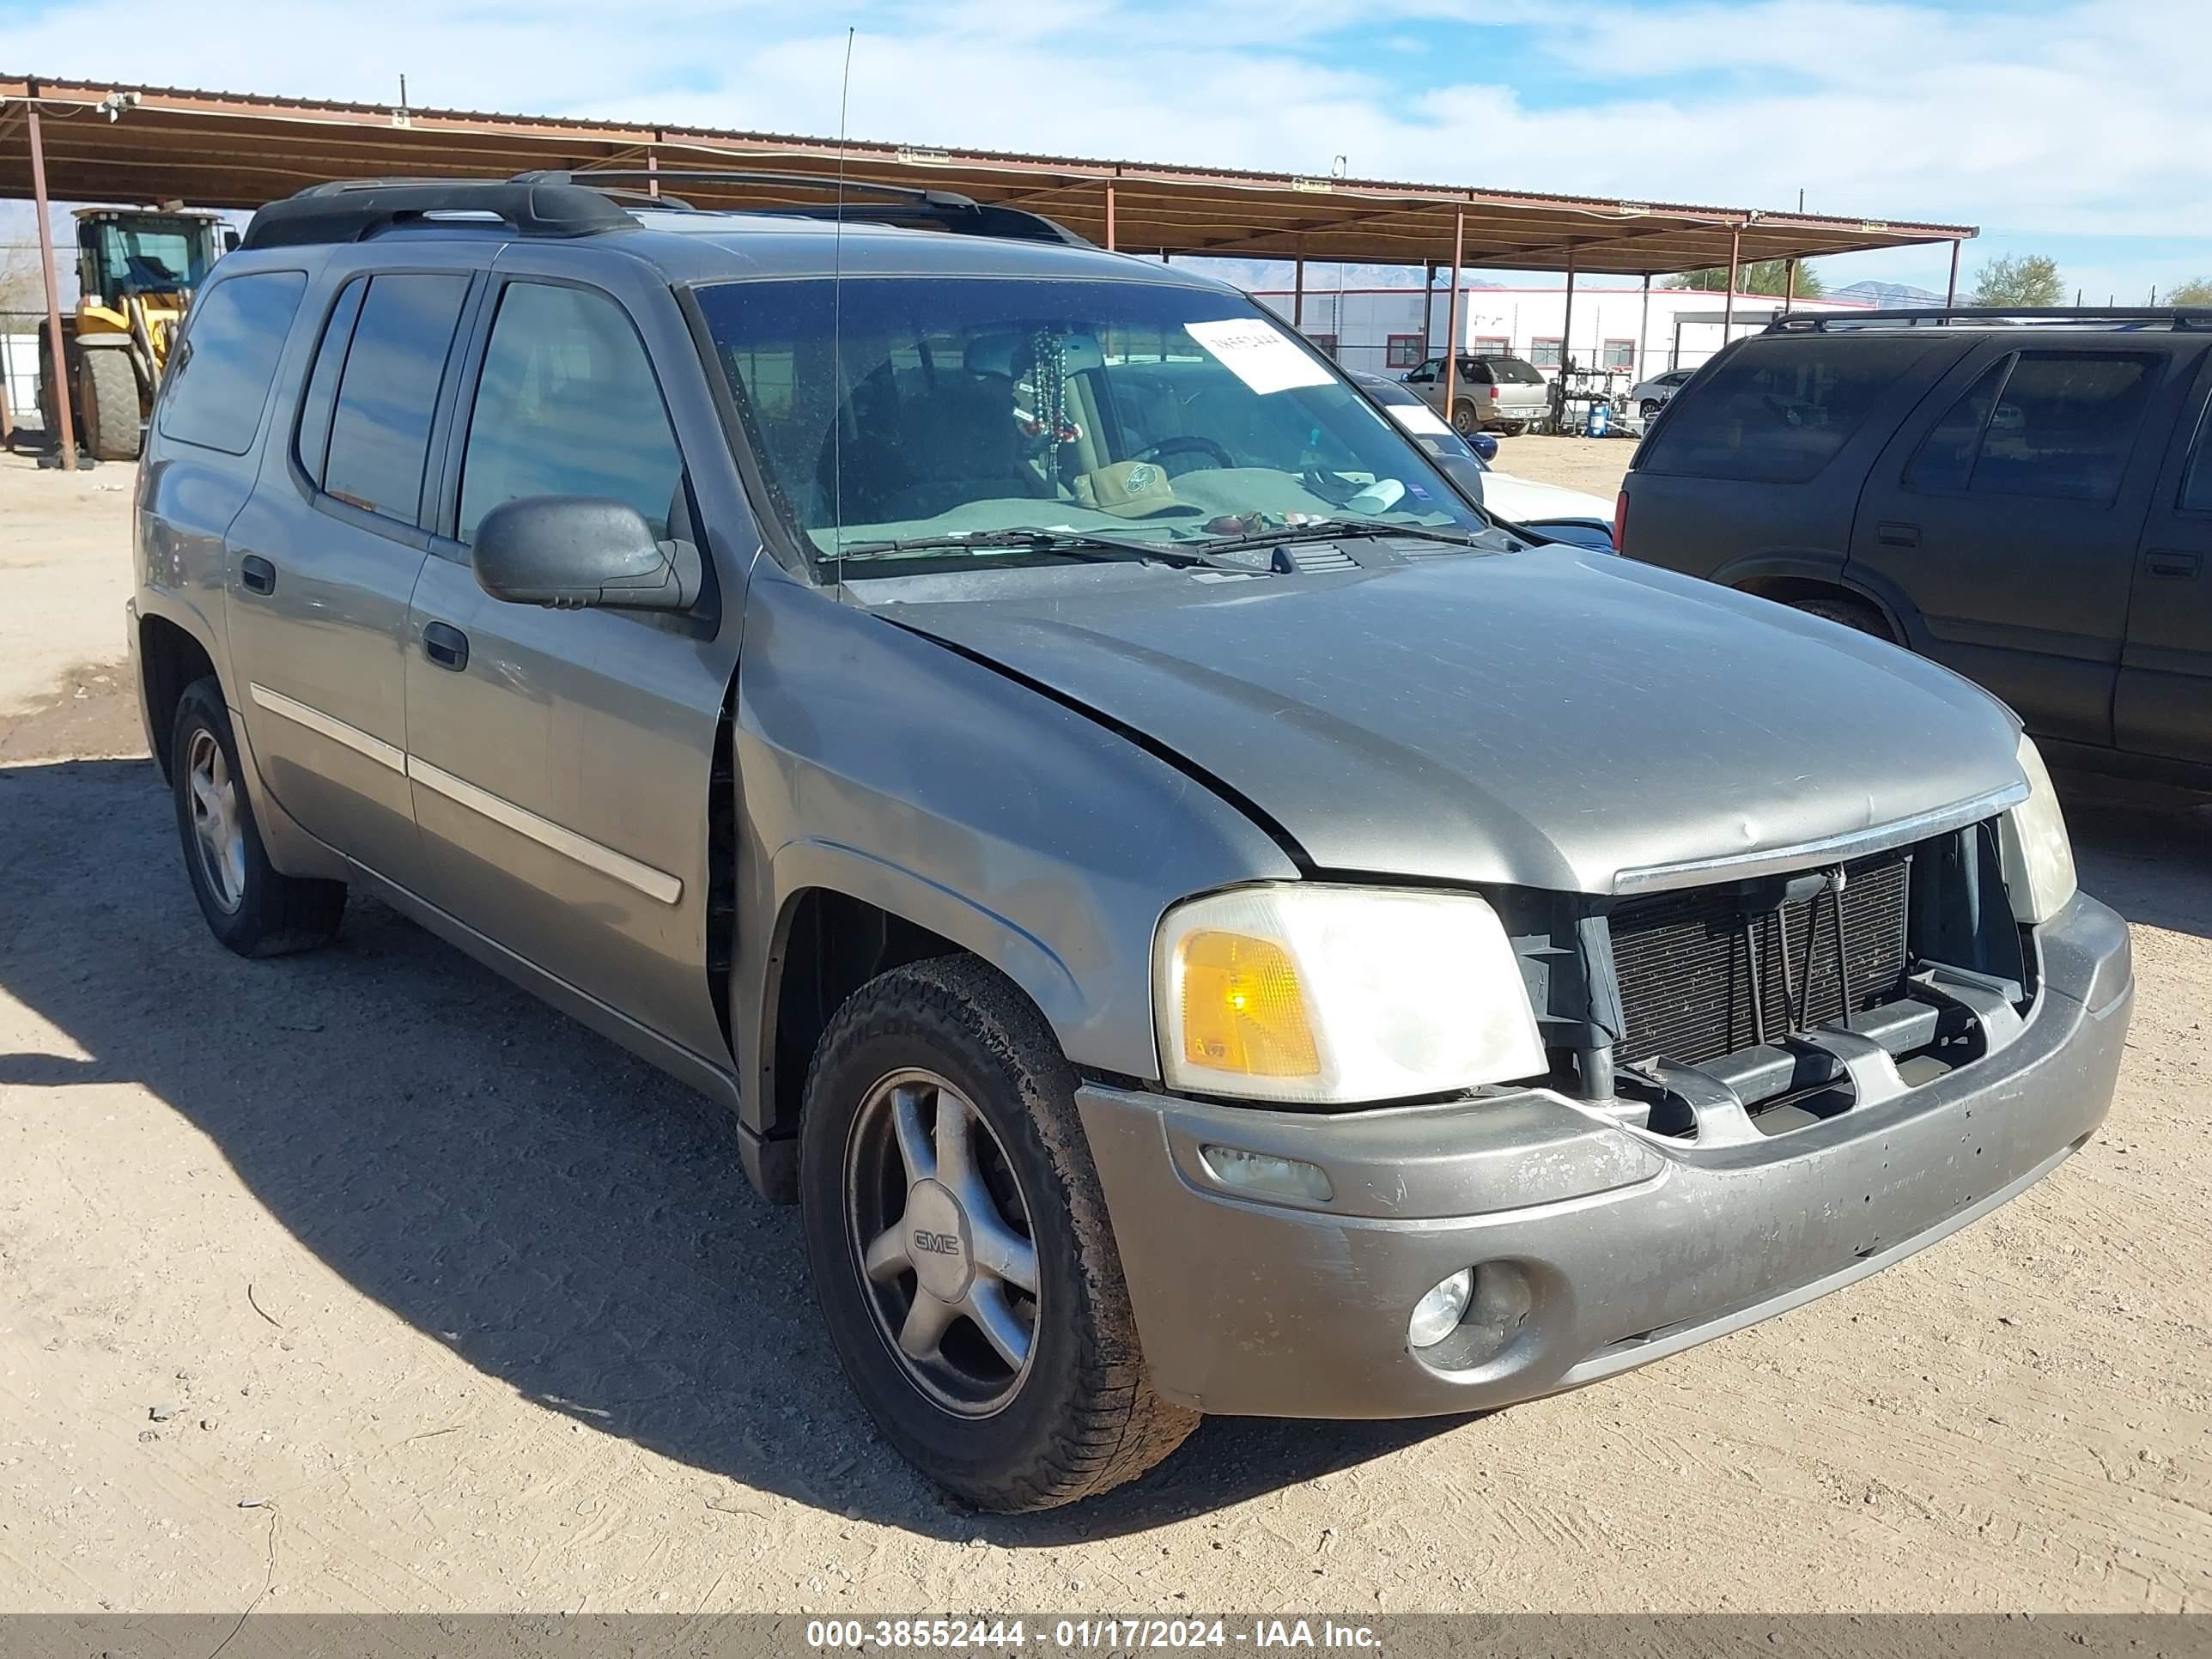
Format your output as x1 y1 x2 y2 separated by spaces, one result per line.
728 569 1297 1143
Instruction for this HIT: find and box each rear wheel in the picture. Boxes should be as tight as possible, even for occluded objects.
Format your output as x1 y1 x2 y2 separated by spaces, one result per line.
77 348 143 461
799 957 1196 1510
1502 421 1528 437
170 678 347 956
1450 401 1481 436
1786 594 1893 641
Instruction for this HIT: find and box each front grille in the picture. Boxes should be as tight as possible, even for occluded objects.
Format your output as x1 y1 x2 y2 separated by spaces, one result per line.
1609 853 1912 1067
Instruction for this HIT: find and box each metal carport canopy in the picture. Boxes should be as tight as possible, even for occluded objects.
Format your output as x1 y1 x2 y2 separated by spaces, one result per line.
0 74 1975 275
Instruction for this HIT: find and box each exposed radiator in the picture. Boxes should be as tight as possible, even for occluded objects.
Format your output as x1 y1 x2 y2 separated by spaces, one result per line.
1608 853 1912 1068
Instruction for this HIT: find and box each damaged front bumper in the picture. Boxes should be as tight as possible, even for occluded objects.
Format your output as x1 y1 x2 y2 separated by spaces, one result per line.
1079 891 2131 1418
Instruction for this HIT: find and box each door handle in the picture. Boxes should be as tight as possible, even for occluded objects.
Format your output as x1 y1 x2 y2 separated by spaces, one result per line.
1876 521 1921 549
421 621 470 672
2144 549 2202 580
240 555 276 595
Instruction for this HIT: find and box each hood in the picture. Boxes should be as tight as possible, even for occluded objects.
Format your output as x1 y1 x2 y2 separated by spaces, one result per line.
878 546 2027 895
1480 471 1615 526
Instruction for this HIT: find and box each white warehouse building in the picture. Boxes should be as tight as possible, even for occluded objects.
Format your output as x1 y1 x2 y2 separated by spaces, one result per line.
1248 282 1872 386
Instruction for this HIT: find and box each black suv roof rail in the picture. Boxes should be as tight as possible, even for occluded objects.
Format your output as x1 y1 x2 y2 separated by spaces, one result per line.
1768 305 2212 333
240 169 1089 252
524 167 1089 246
240 178 636 250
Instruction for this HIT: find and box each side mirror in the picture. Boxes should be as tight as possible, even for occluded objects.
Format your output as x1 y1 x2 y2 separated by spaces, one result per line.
1469 432 1499 462
472 496 702 612
221 228 242 254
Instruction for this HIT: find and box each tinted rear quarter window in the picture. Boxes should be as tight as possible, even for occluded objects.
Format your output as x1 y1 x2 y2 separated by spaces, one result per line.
1643 336 1935 483
322 272 471 525
156 270 307 455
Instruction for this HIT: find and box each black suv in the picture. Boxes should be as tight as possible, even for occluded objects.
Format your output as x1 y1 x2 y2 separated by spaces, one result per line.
1619 307 2212 792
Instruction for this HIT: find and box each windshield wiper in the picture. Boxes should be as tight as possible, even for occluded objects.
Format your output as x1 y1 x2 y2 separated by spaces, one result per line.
1198 518 1507 555
830 526 1263 574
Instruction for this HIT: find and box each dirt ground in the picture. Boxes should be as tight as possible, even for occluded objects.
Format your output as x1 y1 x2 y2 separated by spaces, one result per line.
0 449 2206 1615
1486 431 1635 501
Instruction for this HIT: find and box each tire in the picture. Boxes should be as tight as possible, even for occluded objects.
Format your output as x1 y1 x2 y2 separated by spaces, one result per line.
35 333 62 441
1639 399 1662 419
1449 401 1480 437
799 956 1197 1511
1503 422 1528 437
170 677 347 957
1787 595 1893 641
77 348 143 461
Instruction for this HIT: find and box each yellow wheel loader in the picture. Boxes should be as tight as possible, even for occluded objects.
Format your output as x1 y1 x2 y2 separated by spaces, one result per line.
38 207 234 463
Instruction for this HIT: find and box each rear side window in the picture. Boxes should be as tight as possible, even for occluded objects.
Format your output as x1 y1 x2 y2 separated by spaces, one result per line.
321 272 471 525
1905 350 2160 504
1904 358 2008 494
292 278 368 486
1643 337 1934 483
2182 403 2212 514
456 283 686 544
1484 356 1545 386
1969 353 2160 503
156 270 306 455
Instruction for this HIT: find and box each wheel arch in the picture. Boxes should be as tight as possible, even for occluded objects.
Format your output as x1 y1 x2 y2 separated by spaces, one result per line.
750 848 1094 1200
137 610 221 782
1715 553 1914 644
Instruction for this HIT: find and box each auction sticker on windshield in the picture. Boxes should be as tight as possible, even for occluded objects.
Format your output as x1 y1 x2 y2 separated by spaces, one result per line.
1387 402 1454 436
1184 318 1335 395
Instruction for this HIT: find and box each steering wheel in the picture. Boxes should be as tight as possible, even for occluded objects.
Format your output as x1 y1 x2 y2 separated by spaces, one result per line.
1131 434 1235 471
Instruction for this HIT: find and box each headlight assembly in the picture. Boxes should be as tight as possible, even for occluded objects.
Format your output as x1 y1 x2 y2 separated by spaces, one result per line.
1997 732 2077 926
1152 884 1546 1105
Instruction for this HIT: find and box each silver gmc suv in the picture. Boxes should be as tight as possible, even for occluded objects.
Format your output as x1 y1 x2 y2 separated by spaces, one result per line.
128 172 2132 1512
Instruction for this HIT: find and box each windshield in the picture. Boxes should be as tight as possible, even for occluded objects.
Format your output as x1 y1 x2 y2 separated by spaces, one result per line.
697 276 1486 564
88 217 215 297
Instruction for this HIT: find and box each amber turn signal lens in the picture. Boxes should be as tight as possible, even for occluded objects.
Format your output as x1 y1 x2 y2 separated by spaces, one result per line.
1176 930 1320 1078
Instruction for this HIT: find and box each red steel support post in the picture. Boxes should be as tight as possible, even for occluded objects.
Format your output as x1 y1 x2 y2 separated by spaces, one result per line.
1443 208 1465 426
27 100 79 471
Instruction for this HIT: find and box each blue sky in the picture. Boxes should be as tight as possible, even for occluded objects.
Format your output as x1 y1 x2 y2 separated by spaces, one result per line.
6 0 2210 300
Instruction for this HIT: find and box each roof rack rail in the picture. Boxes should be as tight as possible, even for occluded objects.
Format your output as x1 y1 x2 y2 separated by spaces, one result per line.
529 167 1090 245
1769 305 2212 332
240 177 635 251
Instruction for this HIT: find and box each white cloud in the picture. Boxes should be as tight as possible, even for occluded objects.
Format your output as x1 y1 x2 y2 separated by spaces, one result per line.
7 0 2211 242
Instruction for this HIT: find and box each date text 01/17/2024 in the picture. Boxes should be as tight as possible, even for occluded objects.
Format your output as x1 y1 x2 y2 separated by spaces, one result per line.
803 1620 1382 1652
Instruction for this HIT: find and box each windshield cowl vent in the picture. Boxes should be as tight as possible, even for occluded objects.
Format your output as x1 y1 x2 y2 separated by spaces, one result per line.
1272 544 1359 574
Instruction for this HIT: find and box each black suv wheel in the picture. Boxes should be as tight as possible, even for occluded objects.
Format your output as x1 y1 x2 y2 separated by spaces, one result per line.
799 956 1196 1510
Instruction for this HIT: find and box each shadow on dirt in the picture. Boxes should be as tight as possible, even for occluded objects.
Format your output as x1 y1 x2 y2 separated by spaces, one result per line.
0 753 1461 1542
2057 773 2212 942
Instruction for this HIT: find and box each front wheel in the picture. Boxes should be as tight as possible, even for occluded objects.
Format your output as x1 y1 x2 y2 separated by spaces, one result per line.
1639 398 1662 419
170 677 347 956
799 957 1196 1510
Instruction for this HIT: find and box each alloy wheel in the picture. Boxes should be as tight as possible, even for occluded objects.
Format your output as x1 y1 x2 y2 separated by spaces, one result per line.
185 727 246 914
845 1067 1040 1415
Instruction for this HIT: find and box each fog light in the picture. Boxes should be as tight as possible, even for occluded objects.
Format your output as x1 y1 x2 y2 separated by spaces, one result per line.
1199 1145 1333 1203
1408 1269 1474 1348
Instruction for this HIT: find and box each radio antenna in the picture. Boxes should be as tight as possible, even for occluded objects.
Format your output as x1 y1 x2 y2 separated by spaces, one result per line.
830 25 855 596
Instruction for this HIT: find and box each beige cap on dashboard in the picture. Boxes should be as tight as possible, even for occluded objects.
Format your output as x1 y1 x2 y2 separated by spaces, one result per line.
1084 459 1188 518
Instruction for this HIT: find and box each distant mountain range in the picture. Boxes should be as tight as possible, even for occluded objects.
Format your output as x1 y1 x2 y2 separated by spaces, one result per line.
1831 279 1948 306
